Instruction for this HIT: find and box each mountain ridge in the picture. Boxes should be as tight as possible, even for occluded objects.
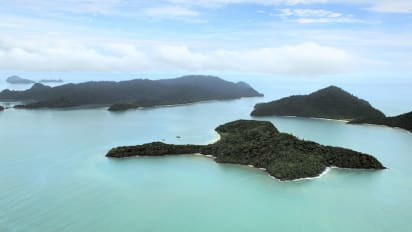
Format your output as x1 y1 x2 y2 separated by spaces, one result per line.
0 75 263 110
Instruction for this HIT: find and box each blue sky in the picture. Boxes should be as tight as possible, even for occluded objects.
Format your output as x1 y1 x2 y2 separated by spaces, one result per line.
0 0 411 77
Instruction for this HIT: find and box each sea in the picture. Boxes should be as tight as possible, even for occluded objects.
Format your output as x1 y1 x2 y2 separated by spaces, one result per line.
0 71 411 231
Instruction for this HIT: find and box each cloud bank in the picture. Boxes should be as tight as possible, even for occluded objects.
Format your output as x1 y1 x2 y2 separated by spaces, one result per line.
0 36 361 75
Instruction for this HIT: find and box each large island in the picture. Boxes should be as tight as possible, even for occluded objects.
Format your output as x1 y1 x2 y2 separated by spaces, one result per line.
107 120 385 181
0 75 263 110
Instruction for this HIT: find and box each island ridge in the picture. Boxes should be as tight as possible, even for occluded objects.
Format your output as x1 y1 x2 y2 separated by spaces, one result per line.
0 75 263 110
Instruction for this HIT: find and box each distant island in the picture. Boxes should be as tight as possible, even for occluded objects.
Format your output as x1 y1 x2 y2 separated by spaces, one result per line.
0 75 263 110
0 106 4 111
39 79 64 83
251 86 384 120
107 120 385 181
350 111 412 133
6 76 35 84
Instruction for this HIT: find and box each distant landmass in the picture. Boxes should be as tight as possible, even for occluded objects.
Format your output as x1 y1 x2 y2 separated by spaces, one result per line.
350 111 412 132
6 76 35 84
251 86 384 120
0 75 263 110
39 79 64 83
0 106 4 111
107 120 385 181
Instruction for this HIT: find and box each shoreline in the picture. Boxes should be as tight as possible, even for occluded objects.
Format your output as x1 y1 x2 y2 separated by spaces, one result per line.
308 117 350 123
175 154 336 182
114 152 381 182
350 123 411 134
243 163 332 182
277 115 350 123
278 115 411 134
140 96 263 110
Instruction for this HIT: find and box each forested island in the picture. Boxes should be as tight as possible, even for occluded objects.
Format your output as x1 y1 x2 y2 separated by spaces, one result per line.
251 86 384 120
0 75 263 110
250 85 411 132
107 120 385 181
350 111 412 132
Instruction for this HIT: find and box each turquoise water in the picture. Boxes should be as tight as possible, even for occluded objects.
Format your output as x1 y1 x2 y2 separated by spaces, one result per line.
1 95 412 232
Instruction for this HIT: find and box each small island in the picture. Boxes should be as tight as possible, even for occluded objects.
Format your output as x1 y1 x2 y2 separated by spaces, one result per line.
0 106 4 111
6 75 35 84
0 75 263 110
251 86 384 120
106 120 385 181
350 111 412 132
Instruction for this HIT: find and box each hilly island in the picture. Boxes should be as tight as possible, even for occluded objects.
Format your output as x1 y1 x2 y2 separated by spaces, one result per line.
0 75 263 110
251 86 384 120
106 120 385 181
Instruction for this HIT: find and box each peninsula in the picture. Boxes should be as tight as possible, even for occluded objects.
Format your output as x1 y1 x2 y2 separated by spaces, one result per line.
0 75 263 110
106 120 385 181
251 86 384 120
350 111 412 132
6 75 35 84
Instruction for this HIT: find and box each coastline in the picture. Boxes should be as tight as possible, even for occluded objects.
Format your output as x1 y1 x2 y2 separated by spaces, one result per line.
143 96 263 109
350 122 411 134
278 115 349 123
243 163 332 182
278 115 411 134
308 117 350 123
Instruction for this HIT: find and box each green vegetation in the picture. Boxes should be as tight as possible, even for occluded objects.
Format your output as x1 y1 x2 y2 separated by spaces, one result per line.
0 75 263 110
251 86 384 120
106 120 385 181
350 111 412 132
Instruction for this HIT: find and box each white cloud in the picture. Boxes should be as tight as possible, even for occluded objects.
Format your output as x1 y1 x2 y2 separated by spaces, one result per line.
296 17 360 23
278 8 360 23
142 6 200 17
167 0 327 7
4 0 412 16
368 1 412 13
332 0 412 14
170 0 412 14
280 8 342 17
2 0 122 15
0 35 363 76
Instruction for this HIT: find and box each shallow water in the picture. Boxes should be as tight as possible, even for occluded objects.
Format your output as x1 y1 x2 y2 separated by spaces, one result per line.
0 95 412 231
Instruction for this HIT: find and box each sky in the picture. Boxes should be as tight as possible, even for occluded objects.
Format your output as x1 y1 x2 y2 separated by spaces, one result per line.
0 0 411 78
